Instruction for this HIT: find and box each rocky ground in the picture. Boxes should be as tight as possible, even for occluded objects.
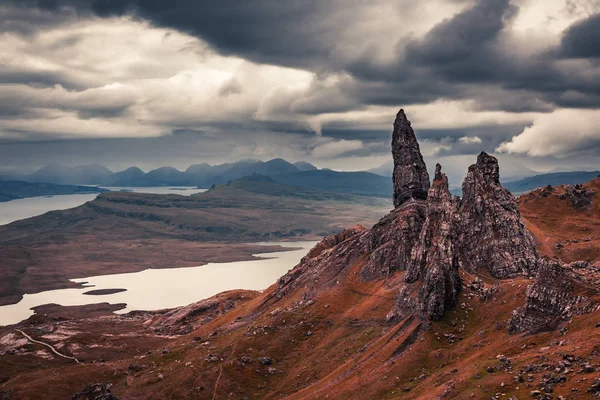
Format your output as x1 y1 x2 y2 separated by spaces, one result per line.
1 110 599 399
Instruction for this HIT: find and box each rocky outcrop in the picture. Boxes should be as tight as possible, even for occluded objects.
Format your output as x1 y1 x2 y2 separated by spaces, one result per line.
558 184 595 209
277 111 547 325
147 290 260 335
508 258 596 333
72 383 119 400
389 165 461 321
392 109 430 207
457 152 538 278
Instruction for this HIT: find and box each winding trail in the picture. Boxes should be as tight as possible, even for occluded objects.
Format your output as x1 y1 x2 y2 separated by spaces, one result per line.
212 342 237 400
15 329 81 364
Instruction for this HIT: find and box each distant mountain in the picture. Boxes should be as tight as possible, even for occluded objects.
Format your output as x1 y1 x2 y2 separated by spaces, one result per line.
146 166 188 186
272 170 393 198
208 158 299 185
293 161 318 171
0 180 108 202
504 170 600 194
104 167 158 187
366 161 393 177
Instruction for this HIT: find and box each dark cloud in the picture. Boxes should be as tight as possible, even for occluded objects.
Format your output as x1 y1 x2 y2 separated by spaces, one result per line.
5 0 600 113
16 0 336 69
560 13 600 58
407 0 514 67
2 0 600 171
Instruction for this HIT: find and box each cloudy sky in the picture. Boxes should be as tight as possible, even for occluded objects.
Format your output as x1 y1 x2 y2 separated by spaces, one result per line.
1 0 600 182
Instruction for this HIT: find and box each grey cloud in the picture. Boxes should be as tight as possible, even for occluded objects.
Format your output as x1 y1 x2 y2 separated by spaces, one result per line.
7 0 600 114
0 68 85 90
3 0 600 168
560 13 600 58
406 0 514 67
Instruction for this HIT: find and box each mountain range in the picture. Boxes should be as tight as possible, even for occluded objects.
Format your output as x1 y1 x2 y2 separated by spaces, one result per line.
0 159 316 187
2 158 599 201
0 159 395 198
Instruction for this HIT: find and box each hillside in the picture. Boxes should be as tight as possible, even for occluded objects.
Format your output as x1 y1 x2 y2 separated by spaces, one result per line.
505 170 600 194
272 169 393 198
0 180 107 202
1 111 600 400
0 176 391 306
519 177 600 263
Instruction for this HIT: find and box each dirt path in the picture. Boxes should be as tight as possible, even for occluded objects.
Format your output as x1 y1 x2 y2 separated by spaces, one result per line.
15 329 80 364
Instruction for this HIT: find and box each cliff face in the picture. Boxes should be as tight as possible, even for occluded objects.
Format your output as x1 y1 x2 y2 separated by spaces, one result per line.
457 152 539 279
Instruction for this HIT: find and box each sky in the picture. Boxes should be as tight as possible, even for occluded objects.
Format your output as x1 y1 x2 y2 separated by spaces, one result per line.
1 0 600 182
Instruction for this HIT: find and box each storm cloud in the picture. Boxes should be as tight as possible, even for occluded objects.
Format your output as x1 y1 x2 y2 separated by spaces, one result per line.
1 0 600 175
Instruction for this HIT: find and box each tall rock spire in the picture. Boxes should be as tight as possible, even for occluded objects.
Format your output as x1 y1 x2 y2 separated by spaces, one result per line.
392 109 430 207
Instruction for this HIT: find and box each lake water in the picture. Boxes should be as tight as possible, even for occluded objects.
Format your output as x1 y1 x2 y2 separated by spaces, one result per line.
0 187 206 226
0 241 316 326
103 187 206 196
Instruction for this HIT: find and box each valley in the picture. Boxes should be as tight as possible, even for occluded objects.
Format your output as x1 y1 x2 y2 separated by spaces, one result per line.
0 176 391 307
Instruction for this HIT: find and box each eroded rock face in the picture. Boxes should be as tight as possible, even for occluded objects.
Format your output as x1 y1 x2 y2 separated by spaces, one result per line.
558 184 595 209
457 152 538 278
389 165 461 321
508 258 596 334
392 109 430 207
360 202 426 280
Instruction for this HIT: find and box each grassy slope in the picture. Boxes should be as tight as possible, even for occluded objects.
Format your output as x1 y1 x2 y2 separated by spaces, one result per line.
519 177 600 263
2 179 600 399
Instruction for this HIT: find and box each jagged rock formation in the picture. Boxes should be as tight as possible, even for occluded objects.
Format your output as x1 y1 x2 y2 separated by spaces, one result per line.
508 258 597 333
275 110 564 326
279 110 545 324
392 109 430 207
409 165 461 320
558 184 596 209
457 152 538 278
388 165 461 321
